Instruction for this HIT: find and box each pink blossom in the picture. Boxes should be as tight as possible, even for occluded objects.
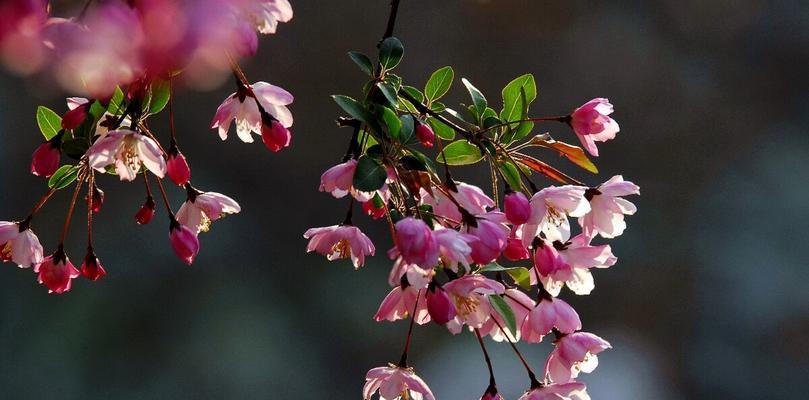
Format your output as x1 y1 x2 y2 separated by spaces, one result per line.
66 97 126 137
443 275 505 333
518 382 590 400
387 257 433 290
481 389 505 400
304 224 375 269
80 249 106 281
320 159 386 202
261 119 291 152
504 191 531 225
570 98 619 157
87 129 166 181
363 199 387 220
426 285 457 325
52 3 145 97
421 182 494 224
393 217 439 268
579 175 639 239
433 228 474 271
468 217 508 265
30 141 60 178
0 0 48 74
374 286 430 325
521 297 581 343
211 81 293 143
166 147 191 186
545 332 611 383
0 221 43 268
34 249 80 294
176 191 241 234
415 122 435 148
479 288 534 342
320 159 357 198
503 230 530 261
244 0 294 34
169 222 200 265
523 185 590 246
534 235 617 296
363 365 435 400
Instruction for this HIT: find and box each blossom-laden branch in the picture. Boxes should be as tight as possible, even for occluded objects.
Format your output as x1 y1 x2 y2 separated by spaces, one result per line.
304 1 639 399
1 0 295 293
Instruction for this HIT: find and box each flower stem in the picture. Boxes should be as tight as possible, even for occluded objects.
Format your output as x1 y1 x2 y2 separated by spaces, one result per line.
474 329 497 388
154 176 175 220
398 289 422 368
381 0 402 42
489 314 541 388
59 173 87 245
86 171 95 249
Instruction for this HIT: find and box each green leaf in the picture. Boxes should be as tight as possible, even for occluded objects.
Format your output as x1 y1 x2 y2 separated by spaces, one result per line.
332 95 373 123
348 51 374 75
461 78 487 116
507 267 532 291
48 165 78 190
379 37 404 70
107 87 125 115
479 262 510 272
36 106 62 140
427 117 455 141
398 114 417 145
424 66 454 102
353 155 388 192
440 140 484 165
376 82 399 108
431 101 446 113
61 138 89 160
401 86 425 104
148 80 171 114
500 161 522 190
500 74 537 143
377 106 401 140
489 295 517 336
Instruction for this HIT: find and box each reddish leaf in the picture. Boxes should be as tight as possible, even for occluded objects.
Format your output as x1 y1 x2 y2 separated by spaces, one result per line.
512 153 580 185
532 138 598 173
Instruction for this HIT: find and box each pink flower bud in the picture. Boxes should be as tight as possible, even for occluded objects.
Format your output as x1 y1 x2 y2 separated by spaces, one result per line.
135 197 156 225
166 147 191 186
504 191 530 226
34 248 80 294
169 221 200 265
30 141 60 178
61 103 88 130
415 121 435 148
394 217 439 268
261 119 291 152
469 219 508 265
90 185 104 214
534 240 565 276
503 236 529 261
426 286 456 325
80 250 106 281
362 200 386 220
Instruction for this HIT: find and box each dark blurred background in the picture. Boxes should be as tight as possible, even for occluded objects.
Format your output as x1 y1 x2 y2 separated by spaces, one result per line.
1 0 808 398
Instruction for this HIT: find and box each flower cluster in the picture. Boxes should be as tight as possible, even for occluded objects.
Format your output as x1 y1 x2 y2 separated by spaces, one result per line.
304 8 638 399
2 0 294 294
0 0 292 96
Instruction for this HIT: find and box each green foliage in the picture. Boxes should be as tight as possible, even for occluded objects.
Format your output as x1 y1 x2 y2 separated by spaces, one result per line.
48 165 78 189
379 37 404 70
424 66 454 102
500 74 537 143
353 155 387 192
440 140 484 165
348 51 374 76
36 106 62 141
489 295 517 335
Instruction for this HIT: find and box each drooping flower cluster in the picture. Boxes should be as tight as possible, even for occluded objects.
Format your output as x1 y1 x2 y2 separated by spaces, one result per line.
305 12 638 399
2 0 294 293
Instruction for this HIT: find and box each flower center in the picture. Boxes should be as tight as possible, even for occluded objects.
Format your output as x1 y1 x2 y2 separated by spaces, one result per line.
331 239 352 259
0 242 12 262
453 294 479 317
